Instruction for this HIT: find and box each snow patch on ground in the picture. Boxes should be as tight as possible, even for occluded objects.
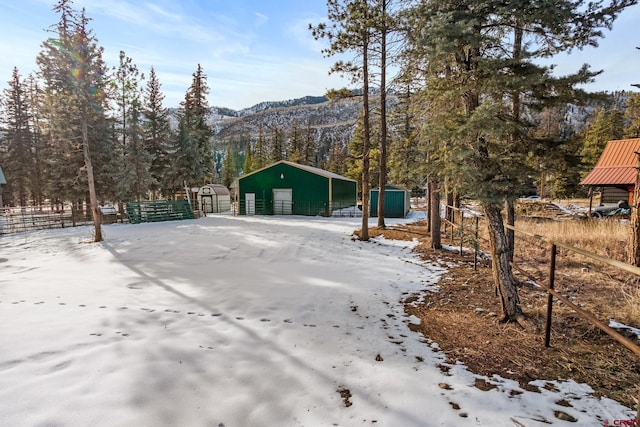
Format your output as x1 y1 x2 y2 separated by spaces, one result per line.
0 214 636 426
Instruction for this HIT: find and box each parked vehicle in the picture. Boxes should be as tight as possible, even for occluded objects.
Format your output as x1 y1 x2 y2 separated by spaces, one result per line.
591 200 631 218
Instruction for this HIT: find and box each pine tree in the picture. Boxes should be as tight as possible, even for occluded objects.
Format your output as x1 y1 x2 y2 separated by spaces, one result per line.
113 51 150 203
170 64 215 193
624 91 640 138
37 1 111 241
25 74 47 207
287 120 302 163
388 79 425 191
221 146 236 188
270 127 285 162
243 139 255 174
311 0 377 241
254 124 267 169
581 107 625 171
301 119 316 166
142 67 172 199
0 67 33 206
407 0 634 322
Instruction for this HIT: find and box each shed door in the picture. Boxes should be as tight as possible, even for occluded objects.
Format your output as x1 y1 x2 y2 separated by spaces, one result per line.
273 188 292 215
245 193 256 215
202 195 213 213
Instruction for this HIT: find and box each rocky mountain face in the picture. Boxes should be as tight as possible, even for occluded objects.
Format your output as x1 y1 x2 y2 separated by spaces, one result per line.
211 96 362 144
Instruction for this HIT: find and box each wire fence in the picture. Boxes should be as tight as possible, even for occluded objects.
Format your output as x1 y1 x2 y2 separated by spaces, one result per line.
0 204 119 235
441 203 640 359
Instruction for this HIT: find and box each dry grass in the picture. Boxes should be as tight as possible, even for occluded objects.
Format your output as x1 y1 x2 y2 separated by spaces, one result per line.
509 218 639 326
513 218 628 261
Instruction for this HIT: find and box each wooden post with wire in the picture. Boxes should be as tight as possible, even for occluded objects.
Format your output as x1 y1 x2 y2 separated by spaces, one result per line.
459 213 464 255
474 216 479 271
545 243 557 347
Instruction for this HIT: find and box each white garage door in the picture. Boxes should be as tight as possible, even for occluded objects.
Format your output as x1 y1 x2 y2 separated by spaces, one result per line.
273 188 292 215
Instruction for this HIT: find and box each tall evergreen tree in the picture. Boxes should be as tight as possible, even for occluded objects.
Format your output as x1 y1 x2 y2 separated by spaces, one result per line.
37 1 111 241
254 124 267 169
624 91 640 138
113 51 150 203
142 67 172 199
170 64 214 193
25 74 47 207
270 126 285 162
301 119 316 166
581 107 625 171
1 67 33 206
311 0 377 240
287 120 302 163
221 146 236 188
388 78 425 191
243 138 255 174
407 0 634 322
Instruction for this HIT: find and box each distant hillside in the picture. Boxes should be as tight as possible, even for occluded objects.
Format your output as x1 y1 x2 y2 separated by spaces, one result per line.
212 97 361 142
236 95 329 117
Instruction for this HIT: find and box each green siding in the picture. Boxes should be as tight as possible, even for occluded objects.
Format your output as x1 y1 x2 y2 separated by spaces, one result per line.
331 178 358 211
238 162 356 216
370 186 410 218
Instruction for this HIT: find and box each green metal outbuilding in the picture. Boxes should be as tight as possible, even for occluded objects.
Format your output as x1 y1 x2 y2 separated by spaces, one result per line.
237 160 357 216
370 185 411 218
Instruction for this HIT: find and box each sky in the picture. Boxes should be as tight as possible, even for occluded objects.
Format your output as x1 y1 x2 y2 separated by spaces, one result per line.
0 0 639 111
0 213 637 426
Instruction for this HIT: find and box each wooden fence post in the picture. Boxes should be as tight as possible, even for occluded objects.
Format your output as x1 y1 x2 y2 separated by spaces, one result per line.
474 216 479 271
460 212 464 255
545 243 557 347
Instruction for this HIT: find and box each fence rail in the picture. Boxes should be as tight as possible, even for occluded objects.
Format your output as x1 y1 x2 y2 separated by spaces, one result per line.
0 205 100 235
441 203 640 358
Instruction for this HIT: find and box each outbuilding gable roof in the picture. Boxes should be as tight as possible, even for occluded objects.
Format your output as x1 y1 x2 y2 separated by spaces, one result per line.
580 139 640 186
239 160 356 182
372 184 409 192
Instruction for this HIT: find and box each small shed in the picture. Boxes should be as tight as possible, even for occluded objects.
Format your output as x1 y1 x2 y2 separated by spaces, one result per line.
580 138 640 204
197 184 231 213
237 160 357 216
370 185 411 218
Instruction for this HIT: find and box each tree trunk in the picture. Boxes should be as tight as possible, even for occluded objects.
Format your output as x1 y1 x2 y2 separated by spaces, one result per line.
430 180 441 249
426 177 431 233
360 26 371 242
377 0 388 229
627 154 640 265
483 203 523 323
505 199 515 262
82 117 103 242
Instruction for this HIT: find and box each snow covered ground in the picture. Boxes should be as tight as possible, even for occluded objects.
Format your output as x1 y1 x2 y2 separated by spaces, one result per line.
0 215 636 426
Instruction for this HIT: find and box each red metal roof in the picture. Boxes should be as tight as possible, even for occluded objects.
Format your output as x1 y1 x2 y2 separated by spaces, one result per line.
580 139 640 186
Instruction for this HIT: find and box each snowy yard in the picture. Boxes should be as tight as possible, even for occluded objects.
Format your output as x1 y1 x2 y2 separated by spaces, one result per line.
0 215 635 426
